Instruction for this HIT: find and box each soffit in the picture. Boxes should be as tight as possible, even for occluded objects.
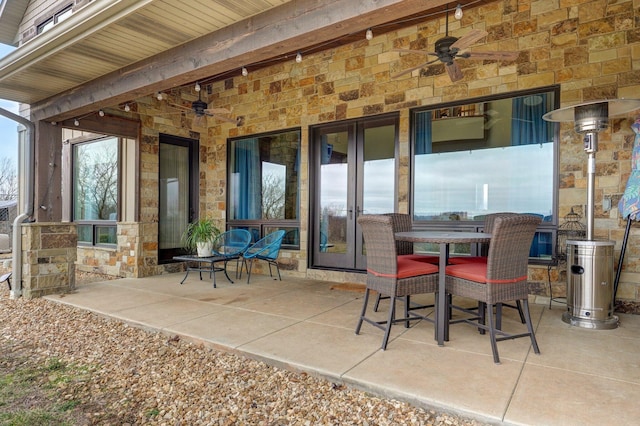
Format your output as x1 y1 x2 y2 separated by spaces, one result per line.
0 0 29 45
0 0 292 104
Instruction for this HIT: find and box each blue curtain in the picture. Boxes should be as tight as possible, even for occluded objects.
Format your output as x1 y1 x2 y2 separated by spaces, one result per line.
511 94 549 145
415 111 433 154
233 139 261 219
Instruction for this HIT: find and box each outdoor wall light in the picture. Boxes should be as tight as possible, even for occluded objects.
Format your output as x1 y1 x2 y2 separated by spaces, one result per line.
242 66 248 76
295 52 302 63
454 4 463 20
366 28 373 40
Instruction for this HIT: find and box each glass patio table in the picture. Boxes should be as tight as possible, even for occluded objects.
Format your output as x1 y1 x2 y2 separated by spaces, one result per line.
394 231 491 346
172 254 239 288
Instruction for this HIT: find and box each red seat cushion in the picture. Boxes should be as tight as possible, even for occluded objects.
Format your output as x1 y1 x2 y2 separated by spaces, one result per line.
399 254 440 264
448 256 487 265
445 263 527 284
369 258 438 279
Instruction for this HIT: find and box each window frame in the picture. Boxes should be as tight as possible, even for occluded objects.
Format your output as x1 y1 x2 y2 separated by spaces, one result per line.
36 4 73 34
226 127 301 249
71 135 121 248
409 85 560 264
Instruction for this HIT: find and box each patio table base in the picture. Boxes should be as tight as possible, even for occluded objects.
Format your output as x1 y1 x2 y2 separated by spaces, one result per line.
172 255 239 288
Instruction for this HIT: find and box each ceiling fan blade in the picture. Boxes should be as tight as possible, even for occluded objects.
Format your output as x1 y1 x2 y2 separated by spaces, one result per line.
204 107 232 114
450 29 488 50
193 114 206 127
465 50 519 61
392 58 440 78
446 62 464 82
391 48 436 56
207 113 238 124
392 63 430 78
168 102 192 112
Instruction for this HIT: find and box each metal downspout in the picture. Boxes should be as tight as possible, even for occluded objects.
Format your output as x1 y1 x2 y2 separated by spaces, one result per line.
0 107 35 299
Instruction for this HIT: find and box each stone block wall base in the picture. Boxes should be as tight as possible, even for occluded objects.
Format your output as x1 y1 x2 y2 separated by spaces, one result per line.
22 223 77 298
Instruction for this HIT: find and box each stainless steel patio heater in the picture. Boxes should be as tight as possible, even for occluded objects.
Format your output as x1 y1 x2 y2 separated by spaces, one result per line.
543 99 640 329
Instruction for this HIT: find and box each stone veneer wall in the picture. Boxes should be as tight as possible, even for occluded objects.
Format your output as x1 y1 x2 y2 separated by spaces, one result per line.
76 222 161 278
21 223 76 299
122 0 640 301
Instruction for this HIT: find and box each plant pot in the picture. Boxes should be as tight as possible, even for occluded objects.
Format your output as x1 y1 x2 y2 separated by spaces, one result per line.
196 241 213 257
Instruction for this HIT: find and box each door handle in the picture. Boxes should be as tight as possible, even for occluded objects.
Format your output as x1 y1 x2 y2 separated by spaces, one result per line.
348 208 353 220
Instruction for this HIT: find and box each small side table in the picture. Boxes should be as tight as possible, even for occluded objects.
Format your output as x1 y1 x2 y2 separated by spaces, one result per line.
172 255 238 288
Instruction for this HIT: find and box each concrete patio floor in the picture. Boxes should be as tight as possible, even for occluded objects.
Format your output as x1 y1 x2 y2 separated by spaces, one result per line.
45 271 640 425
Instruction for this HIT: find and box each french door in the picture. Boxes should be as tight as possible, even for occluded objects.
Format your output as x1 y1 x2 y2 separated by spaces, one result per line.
311 114 398 270
158 134 199 263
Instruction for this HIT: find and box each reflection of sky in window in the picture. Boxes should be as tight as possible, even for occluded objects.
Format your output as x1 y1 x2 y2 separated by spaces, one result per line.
320 159 395 216
262 161 285 191
415 144 553 220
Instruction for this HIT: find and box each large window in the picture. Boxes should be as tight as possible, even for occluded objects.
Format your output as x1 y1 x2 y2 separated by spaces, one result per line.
227 129 300 248
73 137 119 246
411 87 559 261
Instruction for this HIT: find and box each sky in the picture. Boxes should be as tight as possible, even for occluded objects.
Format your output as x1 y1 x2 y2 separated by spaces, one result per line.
0 43 19 164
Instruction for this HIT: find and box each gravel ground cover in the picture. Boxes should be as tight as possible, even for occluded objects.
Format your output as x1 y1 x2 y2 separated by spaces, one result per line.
0 275 489 426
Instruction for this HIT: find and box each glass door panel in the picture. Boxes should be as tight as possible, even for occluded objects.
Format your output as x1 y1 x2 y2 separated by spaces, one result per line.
315 126 354 268
312 115 398 270
158 134 198 263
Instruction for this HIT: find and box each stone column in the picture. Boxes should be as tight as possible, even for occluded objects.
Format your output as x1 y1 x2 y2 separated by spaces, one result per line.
21 222 77 298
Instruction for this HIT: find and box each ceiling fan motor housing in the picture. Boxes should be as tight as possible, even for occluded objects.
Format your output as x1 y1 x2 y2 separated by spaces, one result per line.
192 99 207 116
434 36 459 63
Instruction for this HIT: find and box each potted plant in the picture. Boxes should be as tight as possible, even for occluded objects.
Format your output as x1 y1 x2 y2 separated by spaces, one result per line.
181 218 221 257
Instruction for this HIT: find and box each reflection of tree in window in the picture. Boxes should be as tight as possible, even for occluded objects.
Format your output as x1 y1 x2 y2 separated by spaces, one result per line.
74 138 118 221
262 162 285 219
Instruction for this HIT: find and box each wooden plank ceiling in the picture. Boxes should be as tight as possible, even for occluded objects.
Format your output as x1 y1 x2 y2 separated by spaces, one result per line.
0 0 494 120
0 0 292 104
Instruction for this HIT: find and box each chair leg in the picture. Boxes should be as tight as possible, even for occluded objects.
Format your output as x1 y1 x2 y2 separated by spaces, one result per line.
373 293 383 311
272 260 282 281
404 296 411 328
496 303 503 330
521 299 540 355
486 303 501 364
516 300 526 324
478 301 486 335
355 288 370 335
381 295 396 350
245 259 253 283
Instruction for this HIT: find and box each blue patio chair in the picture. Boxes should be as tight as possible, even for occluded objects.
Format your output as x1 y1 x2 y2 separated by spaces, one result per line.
211 229 252 283
240 230 286 283
174 229 252 288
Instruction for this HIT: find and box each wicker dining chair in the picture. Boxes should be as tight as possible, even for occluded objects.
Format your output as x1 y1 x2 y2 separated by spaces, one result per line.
445 214 541 364
448 212 526 327
373 213 439 312
356 215 439 350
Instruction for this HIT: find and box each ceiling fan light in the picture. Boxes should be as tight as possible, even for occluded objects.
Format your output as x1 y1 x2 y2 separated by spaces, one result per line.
454 4 463 20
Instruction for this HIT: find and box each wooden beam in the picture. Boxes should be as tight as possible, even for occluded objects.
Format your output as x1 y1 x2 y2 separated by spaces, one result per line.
31 0 450 122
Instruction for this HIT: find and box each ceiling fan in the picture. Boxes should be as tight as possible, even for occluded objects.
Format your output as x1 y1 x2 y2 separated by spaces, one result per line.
165 89 243 126
392 10 519 82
